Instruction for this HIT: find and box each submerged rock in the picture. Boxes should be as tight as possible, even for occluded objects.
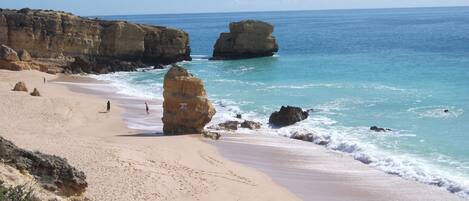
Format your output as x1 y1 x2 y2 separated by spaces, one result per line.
162 65 216 134
212 20 279 60
290 132 330 145
240 121 262 130
0 136 87 196
269 106 308 127
370 126 392 132
30 88 40 96
12 81 28 92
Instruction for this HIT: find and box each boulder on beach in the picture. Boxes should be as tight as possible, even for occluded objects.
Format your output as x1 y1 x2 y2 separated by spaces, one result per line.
0 44 19 61
18 49 32 62
269 106 309 127
162 64 216 134
240 120 262 130
218 121 240 130
0 136 88 196
212 20 279 60
30 88 41 96
202 131 221 140
12 81 28 92
0 44 23 71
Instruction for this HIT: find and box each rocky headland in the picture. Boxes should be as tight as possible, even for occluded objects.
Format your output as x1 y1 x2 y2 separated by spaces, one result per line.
0 8 191 74
212 20 279 60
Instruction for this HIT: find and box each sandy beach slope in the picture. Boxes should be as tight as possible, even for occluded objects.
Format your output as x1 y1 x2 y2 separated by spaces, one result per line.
0 69 299 201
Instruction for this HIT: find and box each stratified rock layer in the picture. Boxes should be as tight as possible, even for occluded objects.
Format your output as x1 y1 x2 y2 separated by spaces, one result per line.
0 136 87 196
0 8 191 73
162 65 216 135
212 20 279 60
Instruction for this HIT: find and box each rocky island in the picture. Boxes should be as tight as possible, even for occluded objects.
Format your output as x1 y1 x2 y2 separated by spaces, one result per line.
0 8 191 73
212 20 279 60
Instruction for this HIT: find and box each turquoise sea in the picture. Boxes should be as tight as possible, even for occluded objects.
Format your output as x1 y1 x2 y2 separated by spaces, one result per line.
94 7 469 198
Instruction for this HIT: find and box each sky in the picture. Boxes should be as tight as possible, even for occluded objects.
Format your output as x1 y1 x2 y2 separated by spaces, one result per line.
1 0 469 16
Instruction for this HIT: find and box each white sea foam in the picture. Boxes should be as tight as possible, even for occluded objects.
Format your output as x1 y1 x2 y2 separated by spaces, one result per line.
90 72 164 100
88 72 469 199
205 99 469 199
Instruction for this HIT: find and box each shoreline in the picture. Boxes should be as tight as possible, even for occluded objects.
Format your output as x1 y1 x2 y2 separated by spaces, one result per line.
57 71 465 200
0 70 300 201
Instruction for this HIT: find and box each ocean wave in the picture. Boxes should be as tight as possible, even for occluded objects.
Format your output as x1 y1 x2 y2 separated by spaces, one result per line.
90 72 163 100
271 120 469 199
205 99 469 199
263 83 411 92
212 79 265 86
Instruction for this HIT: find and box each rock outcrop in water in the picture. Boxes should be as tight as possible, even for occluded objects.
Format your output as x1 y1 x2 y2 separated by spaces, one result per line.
0 136 87 196
212 20 279 60
162 65 216 135
0 8 191 73
269 106 309 127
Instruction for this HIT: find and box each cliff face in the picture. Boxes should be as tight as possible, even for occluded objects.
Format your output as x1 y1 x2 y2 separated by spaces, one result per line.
0 8 191 67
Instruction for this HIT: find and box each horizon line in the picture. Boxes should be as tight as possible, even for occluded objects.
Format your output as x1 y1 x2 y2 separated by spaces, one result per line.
90 5 469 17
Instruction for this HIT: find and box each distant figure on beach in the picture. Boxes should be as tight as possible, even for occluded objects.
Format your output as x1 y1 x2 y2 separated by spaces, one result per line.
43 77 46 84
107 100 111 112
444 109 449 113
145 102 149 114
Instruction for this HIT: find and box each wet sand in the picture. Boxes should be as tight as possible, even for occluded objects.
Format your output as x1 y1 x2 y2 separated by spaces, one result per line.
209 132 465 201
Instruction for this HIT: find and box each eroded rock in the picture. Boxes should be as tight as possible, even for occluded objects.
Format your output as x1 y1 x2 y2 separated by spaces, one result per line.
0 44 19 61
212 20 279 60
17 49 32 62
218 121 240 130
0 136 87 196
162 65 216 134
269 106 308 127
240 121 262 130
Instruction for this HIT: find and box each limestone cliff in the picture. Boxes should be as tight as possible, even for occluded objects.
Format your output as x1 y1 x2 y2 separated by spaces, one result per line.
0 8 191 72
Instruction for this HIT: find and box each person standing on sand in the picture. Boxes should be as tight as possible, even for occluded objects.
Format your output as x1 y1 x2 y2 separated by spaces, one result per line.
43 77 46 84
107 100 111 112
145 102 149 114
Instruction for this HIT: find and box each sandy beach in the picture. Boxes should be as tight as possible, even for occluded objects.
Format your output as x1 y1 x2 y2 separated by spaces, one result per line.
0 69 299 201
0 69 466 201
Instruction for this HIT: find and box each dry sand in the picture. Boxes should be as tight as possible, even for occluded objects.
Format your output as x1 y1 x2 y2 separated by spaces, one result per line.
0 70 299 201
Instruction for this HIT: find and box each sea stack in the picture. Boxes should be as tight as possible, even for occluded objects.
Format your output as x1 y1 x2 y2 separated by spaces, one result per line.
162 64 216 135
212 20 279 60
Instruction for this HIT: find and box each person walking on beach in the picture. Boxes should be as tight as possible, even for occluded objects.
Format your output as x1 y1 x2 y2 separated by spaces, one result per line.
145 102 149 114
43 77 46 84
107 100 111 112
